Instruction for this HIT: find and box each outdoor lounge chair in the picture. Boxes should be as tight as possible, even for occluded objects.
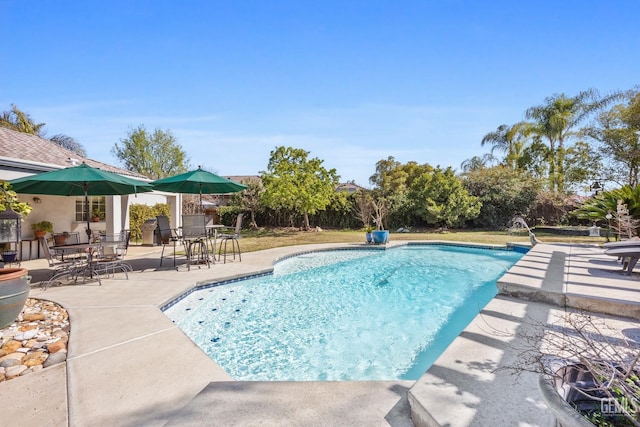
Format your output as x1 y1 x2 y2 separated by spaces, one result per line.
156 215 181 267
604 246 640 275
603 237 640 248
603 237 640 274
604 246 640 274
218 213 243 263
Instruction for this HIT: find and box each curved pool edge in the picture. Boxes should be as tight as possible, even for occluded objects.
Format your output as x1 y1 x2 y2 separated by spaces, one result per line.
161 240 528 313
156 240 538 425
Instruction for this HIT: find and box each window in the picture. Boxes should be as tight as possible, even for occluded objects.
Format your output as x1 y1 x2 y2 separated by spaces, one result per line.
75 196 106 221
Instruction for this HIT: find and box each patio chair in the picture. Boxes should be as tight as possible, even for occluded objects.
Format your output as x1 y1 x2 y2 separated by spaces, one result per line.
156 215 181 267
217 213 243 263
91 231 132 278
39 237 92 290
181 214 211 270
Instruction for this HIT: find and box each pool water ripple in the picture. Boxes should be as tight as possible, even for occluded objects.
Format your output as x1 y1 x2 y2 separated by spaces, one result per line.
164 245 523 381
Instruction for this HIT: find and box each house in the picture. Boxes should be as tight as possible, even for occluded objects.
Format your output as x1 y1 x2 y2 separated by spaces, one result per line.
336 182 366 193
0 127 180 258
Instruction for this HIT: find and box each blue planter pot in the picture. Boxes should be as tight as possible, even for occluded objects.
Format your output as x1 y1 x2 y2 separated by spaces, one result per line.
365 232 372 244
0 268 30 328
372 230 389 244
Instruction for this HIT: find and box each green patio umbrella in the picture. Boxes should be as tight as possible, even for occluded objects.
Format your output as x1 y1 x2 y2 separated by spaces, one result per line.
9 163 153 240
151 166 247 211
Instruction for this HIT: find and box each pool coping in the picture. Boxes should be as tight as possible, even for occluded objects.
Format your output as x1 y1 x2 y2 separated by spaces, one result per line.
8 240 640 426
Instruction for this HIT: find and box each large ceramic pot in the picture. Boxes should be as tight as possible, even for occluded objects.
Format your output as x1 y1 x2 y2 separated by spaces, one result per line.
0 268 31 328
372 230 389 244
539 364 613 427
1 251 18 263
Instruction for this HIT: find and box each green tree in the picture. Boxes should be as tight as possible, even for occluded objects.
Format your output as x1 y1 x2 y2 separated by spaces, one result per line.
563 140 603 192
408 167 481 227
460 153 497 173
0 104 46 136
228 177 264 229
463 166 541 229
369 157 433 198
481 122 531 170
369 157 434 227
0 104 86 156
112 125 189 179
261 146 340 230
1 182 33 218
583 89 640 187
525 90 620 193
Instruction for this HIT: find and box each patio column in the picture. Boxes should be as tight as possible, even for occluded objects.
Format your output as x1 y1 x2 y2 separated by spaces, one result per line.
169 193 181 229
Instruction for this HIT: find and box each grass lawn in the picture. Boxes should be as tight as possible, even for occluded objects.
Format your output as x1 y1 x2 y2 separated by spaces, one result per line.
232 228 608 254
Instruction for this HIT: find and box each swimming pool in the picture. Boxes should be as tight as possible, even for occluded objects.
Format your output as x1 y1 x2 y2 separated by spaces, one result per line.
163 244 524 381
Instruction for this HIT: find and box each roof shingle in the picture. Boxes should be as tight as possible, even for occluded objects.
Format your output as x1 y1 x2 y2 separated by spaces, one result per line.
0 127 148 179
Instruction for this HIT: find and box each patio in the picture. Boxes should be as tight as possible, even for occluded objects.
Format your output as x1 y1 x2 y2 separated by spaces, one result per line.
2 242 639 426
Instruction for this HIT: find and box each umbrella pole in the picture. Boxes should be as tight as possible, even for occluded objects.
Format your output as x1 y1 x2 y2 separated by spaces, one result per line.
84 183 91 241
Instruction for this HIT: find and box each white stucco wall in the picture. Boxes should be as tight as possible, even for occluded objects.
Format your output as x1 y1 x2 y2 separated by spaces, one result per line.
16 191 179 259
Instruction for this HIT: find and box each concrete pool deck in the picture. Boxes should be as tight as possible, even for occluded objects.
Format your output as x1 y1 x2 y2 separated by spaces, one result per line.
2 241 639 426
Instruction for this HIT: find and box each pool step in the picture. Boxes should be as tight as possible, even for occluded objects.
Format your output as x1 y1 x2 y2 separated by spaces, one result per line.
497 244 640 318
165 380 415 426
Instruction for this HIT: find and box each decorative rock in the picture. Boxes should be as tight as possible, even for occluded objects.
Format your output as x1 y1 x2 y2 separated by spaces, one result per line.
18 324 37 332
43 351 67 367
0 358 20 368
21 365 43 375
0 352 25 363
5 364 27 378
15 329 38 340
23 351 47 367
2 339 21 354
47 340 66 354
0 298 70 383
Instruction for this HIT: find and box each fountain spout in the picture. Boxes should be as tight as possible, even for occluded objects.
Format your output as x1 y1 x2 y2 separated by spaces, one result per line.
510 215 539 246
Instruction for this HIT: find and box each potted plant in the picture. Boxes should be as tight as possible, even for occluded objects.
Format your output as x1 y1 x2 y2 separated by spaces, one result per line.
354 190 375 244
31 220 53 239
364 225 374 244
371 198 389 244
53 231 70 246
92 209 103 222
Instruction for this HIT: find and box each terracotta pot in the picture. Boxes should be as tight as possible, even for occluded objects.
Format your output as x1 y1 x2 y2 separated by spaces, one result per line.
0 268 30 328
92 216 100 222
54 235 67 245
34 230 46 239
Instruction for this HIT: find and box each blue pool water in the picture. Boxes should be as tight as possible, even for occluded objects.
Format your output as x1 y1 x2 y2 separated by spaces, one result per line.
164 244 523 381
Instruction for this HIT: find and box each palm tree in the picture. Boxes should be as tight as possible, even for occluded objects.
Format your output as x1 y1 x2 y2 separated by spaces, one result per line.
525 89 621 193
0 104 87 156
460 153 497 173
481 122 531 170
0 104 46 135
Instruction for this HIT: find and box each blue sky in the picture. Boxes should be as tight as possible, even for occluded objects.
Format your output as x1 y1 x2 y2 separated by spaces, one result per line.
2 1 639 186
